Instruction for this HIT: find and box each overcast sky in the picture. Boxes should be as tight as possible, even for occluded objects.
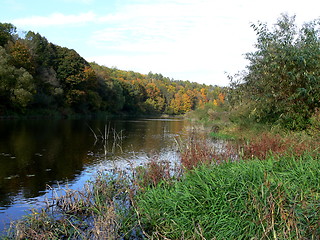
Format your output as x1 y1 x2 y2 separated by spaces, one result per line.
1 0 320 86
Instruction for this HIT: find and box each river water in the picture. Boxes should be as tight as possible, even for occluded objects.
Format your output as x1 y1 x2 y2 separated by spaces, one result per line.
0 117 189 233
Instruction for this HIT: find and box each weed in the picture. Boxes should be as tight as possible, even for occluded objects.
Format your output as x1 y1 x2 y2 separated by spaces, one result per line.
134 158 172 189
241 132 318 160
209 131 236 141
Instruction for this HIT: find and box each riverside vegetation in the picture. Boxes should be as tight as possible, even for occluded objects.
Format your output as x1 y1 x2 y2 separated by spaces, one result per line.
1 14 320 239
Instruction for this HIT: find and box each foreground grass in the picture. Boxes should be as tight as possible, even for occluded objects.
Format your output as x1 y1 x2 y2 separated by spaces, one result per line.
136 153 320 239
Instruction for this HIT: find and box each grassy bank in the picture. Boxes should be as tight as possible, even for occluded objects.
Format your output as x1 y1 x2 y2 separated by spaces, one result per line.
135 153 320 239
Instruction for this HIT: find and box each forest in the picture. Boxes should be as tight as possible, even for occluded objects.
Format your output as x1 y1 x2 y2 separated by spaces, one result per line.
0 22 223 117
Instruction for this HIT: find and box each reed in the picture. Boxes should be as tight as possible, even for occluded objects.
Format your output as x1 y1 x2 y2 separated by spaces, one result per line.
87 122 124 156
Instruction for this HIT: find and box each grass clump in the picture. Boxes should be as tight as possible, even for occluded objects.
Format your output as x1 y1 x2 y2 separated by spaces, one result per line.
135 154 320 239
209 131 236 141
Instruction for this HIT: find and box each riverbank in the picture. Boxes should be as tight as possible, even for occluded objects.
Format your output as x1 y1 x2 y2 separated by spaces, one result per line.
2 121 319 239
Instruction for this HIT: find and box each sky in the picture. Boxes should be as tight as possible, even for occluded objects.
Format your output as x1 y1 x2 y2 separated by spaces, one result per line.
1 0 320 86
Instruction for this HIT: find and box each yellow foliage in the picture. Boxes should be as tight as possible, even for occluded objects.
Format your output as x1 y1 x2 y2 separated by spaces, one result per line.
212 93 225 107
218 93 225 105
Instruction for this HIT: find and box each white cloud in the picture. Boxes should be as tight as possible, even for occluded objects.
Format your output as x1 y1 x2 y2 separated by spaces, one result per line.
12 11 96 27
85 0 254 85
90 1 210 50
87 0 320 85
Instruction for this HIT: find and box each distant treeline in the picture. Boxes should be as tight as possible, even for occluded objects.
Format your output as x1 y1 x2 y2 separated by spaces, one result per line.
0 22 223 117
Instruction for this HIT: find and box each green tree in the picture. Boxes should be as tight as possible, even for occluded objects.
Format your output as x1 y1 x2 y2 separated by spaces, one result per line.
0 23 16 46
235 14 320 129
0 46 35 111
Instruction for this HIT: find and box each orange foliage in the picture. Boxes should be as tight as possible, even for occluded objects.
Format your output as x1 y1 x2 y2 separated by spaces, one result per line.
212 93 225 107
218 93 225 104
146 83 161 99
83 66 97 89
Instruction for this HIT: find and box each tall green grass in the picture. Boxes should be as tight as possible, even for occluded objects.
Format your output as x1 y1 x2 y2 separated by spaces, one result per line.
136 154 320 239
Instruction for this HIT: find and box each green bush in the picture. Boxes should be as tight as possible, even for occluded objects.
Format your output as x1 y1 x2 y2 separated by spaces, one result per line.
230 14 320 130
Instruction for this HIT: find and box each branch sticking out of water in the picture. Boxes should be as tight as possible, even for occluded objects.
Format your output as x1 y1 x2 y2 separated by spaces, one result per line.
86 123 98 141
87 123 124 156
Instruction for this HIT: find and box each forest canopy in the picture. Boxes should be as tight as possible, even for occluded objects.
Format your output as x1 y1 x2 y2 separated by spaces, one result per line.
0 22 222 117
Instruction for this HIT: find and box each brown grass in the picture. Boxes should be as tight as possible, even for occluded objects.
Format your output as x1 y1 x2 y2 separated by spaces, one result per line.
134 158 173 190
241 132 317 160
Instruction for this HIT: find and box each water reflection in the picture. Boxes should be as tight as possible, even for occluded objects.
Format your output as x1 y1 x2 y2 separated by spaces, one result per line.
0 117 187 231
0 120 93 207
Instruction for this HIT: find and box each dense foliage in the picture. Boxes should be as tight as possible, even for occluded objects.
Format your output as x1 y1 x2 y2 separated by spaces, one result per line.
0 22 221 117
229 14 320 130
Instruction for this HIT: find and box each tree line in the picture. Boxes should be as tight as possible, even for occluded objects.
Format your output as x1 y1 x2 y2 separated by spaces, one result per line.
0 22 222 117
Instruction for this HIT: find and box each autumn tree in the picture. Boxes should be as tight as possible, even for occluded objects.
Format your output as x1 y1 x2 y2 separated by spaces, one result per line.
6 40 36 74
0 46 35 112
0 22 221 116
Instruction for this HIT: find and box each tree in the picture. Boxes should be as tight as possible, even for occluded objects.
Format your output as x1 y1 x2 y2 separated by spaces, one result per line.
6 40 36 74
0 46 35 111
0 23 16 46
25 31 57 68
236 14 320 129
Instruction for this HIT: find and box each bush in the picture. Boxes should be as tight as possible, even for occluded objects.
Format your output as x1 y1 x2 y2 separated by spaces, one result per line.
308 108 320 139
230 14 320 130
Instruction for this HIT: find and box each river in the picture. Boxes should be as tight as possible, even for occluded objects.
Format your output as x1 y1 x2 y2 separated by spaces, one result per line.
0 117 189 233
